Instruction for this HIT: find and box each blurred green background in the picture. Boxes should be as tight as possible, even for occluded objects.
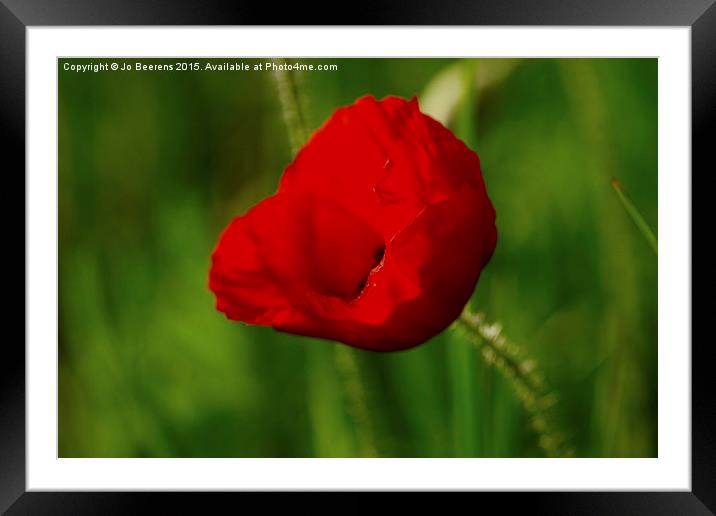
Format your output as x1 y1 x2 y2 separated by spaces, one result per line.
58 58 657 458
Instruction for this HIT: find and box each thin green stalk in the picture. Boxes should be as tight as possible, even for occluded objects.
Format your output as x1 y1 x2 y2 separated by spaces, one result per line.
271 58 309 155
334 347 379 457
611 178 658 255
456 309 573 457
448 337 480 456
270 59 378 457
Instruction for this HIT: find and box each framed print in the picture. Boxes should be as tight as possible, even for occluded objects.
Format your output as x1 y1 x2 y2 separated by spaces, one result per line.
2 0 710 513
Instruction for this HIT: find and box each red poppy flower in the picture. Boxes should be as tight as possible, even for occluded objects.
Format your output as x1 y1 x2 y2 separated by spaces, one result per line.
209 95 497 351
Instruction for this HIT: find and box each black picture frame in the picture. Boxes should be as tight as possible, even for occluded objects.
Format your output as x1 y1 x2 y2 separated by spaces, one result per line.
2 1 710 513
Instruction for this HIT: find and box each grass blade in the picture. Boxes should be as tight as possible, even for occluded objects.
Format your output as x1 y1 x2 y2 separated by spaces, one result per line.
611 178 658 255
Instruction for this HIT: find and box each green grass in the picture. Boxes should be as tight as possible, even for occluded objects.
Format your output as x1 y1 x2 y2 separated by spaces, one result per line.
58 57 657 458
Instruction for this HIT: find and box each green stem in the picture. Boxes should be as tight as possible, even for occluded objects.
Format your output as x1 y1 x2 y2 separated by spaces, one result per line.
334 347 379 457
456 309 573 457
271 58 309 155
611 178 658 255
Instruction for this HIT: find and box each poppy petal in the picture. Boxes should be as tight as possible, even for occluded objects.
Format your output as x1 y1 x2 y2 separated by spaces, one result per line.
210 191 385 323
271 188 496 351
209 95 497 351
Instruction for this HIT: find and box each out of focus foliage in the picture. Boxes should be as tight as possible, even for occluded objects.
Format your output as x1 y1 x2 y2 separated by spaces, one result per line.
59 58 657 457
